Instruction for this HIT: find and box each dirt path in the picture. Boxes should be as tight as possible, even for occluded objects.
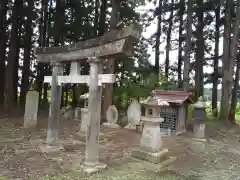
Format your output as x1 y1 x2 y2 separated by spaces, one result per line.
1 115 240 179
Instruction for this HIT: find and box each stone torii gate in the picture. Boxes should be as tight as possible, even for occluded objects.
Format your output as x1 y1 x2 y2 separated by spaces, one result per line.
35 23 141 173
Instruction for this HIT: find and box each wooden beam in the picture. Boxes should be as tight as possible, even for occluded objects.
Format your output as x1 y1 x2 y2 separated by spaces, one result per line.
37 38 133 63
36 23 141 55
44 74 116 86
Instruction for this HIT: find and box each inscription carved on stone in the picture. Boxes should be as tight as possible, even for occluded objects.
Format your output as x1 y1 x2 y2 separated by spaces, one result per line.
24 91 39 128
140 117 164 153
127 100 141 125
106 105 118 124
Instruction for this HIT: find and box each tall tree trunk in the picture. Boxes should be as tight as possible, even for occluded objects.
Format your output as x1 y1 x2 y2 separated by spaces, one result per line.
177 0 184 88
155 0 163 75
228 56 240 123
43 0 53 106
36 0 49 107
98 0 107 36
195 0 204 98
54 0 65 107
165 0 173 79
219 0 240 121
13 27 22 104
4 0 23 109
19 0 34 106
212 5 220 116
0 0 8 105
102 0 120 122
183 0 193 91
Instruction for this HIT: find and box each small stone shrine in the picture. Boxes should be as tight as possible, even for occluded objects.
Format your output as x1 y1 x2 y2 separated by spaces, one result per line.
193 96 206 139
24 90 39 128
103 105 120 128
132 111 168 164
140 90 193 136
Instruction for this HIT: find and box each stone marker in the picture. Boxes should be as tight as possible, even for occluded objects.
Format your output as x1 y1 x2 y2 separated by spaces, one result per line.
103 105 120 128
125 100 141 130
132 116 168 164
193 96 206 140
74 107 81 121
24 90 39 128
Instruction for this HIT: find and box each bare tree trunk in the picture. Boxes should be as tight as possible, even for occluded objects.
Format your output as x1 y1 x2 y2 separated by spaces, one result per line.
177 0 184 88
165 0 173 79
228 57 240 123
212 5 220 116
102 0 120 122
183 0 193 91
4 0 23 109
155 0 162 75
19 0 34 106
0 0 8 105
219 0 240 121
195 0 204 98
36 0 50 107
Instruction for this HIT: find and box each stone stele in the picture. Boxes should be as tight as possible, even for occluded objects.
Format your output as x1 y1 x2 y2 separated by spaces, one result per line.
24 90 39 128
103 105 120 128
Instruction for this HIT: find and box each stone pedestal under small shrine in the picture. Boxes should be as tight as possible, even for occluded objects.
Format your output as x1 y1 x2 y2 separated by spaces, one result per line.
132 115 168 164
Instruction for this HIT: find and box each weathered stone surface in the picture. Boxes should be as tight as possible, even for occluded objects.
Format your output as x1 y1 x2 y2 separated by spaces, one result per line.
24 90 39 128
36 23 141 55
44 73 116 86
103 105 120 128
46 63 63 145
74 107 81 121
127 100 141 126
80 108 89 133
102 123 120 129
39 144 63 153
81 162 107 174
132 148 168 164
193 123 205 139
140 117 164 153
132 116 168 164
106 105 118 124
84 58 101 167
124 123 136 130
37 39 133 62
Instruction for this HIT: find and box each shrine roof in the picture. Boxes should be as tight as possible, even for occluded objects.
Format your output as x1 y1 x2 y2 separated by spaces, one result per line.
140 90 194 106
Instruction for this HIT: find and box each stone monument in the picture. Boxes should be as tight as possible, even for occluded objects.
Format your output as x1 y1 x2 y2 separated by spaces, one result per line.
193 96 206 140
125 100 141 130
24 90 39 128
35 23 141 173
102 105 120 128
74 107 81 121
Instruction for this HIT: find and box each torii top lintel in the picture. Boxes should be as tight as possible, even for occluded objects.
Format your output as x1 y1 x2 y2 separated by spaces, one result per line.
36 23 141 63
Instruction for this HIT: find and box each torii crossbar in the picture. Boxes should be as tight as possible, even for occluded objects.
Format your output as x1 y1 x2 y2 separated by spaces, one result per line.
35 23 141 173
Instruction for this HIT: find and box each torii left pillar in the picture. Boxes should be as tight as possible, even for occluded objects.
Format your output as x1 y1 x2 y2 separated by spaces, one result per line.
40 62 64 153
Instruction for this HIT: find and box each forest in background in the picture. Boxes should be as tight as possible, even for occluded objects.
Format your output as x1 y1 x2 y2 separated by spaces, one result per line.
0 0 240 123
